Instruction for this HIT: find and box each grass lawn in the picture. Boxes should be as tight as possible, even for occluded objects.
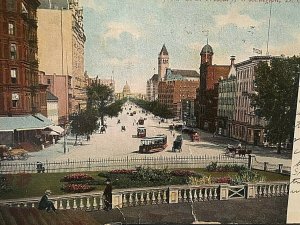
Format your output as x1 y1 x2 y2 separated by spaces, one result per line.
0 169 290 200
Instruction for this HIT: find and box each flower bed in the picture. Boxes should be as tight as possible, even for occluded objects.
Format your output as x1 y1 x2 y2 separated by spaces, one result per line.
206 162 247 172
109 169 135 175
170 170 201 177
61 173 94 182
61 184 95 193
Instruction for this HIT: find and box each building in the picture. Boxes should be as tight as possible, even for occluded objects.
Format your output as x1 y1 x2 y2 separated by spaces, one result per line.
197 43 230 132
232 56 276 146
217 56 236 136
46 91 59 125
146 45 169 101
89 77 115 92
39 71 72 124
0 0 48 117
37 0 86 116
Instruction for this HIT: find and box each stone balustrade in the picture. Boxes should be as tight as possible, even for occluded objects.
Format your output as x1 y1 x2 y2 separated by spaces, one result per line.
0 181 290 211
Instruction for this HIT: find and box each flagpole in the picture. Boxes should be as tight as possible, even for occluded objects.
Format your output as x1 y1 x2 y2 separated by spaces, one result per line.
266 3 272 56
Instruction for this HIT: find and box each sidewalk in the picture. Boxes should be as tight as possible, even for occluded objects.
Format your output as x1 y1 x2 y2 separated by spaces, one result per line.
90 196 288 224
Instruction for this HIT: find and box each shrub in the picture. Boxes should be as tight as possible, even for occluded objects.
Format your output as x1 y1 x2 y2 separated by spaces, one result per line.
62 184 95 193
212 176 232 184
170 170 199 177
206 162 247 172
109 169 135 175
188 176 212 185
61 173 94 182
231 169 265 185
206 162 218 171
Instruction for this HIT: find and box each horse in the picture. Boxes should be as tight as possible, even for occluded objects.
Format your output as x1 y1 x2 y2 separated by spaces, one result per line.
121 126 126 132
100 126 106 134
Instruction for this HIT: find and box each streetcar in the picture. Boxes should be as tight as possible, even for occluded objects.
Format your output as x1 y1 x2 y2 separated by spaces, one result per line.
139 134 167 154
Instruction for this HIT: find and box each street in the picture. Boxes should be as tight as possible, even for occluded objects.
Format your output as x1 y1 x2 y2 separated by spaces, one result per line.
7 102 292 168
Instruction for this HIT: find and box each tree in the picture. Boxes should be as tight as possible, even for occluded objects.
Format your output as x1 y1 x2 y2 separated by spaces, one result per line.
250 56 300 153
69 109 99 142
86 83 123 125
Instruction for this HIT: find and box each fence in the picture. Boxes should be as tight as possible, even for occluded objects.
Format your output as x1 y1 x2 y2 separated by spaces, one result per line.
0 181 290 211
0 154 249 174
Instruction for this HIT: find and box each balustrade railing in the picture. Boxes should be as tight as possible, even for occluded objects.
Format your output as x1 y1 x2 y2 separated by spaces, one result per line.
0 181 290 211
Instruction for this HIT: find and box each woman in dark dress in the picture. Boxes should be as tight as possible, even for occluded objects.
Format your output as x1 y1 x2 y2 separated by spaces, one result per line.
38 190 56 212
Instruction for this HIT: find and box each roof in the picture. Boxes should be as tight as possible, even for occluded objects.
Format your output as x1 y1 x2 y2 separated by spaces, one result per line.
0 114 53 132
201 44 214 55
171 69 199 78
39 0 69 9
151 74 159 82
46 91 58 101
159 44 168 55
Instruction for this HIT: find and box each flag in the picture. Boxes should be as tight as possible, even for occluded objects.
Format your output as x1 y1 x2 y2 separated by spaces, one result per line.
253 48 262 55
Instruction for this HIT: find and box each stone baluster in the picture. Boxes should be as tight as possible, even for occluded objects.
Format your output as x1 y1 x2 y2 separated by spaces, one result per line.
99 195 103 210
163 190 167 203
183 189 188 202
122 193 127 207
86 197 91 210
193 189 197 201
146 191 150 205
280 184 284 196
73 198 78 209
157 190 162 204
79 198 84 209
150 191 155 204
208 188 213 200
188 189 193 202
23 202 27 207
285 184 289 195
53 200 58 209
16 203 20 207
58 199 63 210
204 188 208 201
257 186 261 197
140 192 145 205
31 202 35 208
269 185 273 197
261 186 266 197
134 192 138 206
129 193 133 206
178 190 183 202
66 199 71 209
213 187 218 200
92 196 98 210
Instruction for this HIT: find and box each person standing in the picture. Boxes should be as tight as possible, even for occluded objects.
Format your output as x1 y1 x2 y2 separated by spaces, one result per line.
38 190 56 212
103 178 112 211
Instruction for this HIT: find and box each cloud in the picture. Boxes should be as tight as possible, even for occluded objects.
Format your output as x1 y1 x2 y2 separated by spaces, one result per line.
103 22 141 40
270 33 300 57
187 42 220 51
82 0 105 12
213 8 260 28
104 56 139 68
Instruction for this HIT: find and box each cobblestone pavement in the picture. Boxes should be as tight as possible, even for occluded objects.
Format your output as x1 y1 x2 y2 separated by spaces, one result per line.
7 102 292 168
90 196 288 224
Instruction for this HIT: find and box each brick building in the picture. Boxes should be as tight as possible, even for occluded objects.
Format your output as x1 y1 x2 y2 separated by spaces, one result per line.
0 0 47 116
197 44 230 132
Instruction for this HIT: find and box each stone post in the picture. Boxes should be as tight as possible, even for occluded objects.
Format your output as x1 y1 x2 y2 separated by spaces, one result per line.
245 183 256 199
112 192 123 209
278 164 283 174
168 187 179 204
219 184 229 200
264 162 268 171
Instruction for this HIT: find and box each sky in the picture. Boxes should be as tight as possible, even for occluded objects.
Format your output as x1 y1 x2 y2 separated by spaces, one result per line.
82 0 300 93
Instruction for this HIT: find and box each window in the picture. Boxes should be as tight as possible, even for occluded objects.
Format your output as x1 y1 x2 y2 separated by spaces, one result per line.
12 93 19 108
11 69 17 83
6 0 16 12
8 22 15 35
10 44 17 59
47 79 51 85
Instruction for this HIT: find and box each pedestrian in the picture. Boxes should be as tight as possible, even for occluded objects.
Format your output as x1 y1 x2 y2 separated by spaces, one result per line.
237 142 242 149
103 178 112 211
38 190 56 212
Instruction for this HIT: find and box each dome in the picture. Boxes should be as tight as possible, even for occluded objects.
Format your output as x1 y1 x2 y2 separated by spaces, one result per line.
200 44 213 55
123 82 131 94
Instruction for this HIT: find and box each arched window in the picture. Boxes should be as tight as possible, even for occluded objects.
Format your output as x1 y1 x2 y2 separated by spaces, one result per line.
10 44 17 59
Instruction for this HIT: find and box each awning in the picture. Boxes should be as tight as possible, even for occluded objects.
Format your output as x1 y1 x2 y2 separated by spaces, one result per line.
0 113 53 132
47 125 64 135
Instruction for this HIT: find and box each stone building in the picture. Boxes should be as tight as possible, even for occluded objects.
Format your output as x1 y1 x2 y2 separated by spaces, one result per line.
217 56 236 137
197 43 230 132
46 91 59 125
0 0 47 117
232 56 277 146
146 45 169 101
37 0 86 117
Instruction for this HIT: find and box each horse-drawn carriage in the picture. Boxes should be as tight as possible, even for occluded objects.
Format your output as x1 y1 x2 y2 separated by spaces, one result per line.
225 145 252 157
172 135 183 152
0 145 29 161
190 132 200 142
139 134 167 154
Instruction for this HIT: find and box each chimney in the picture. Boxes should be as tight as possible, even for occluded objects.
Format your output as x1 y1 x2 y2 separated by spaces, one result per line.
230 56 236 66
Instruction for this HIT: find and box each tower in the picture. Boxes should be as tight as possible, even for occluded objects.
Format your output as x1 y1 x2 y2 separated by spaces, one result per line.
200 43 213 66
158 44 169 80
